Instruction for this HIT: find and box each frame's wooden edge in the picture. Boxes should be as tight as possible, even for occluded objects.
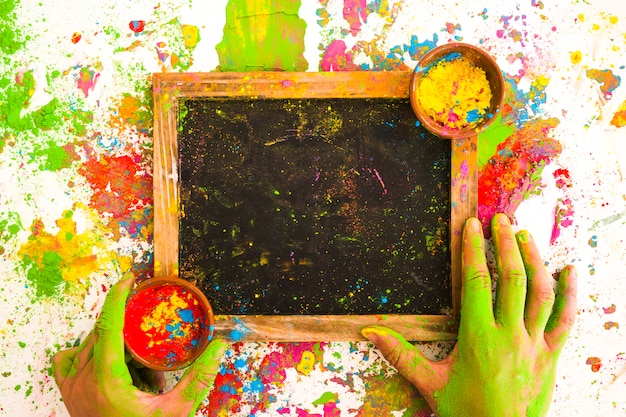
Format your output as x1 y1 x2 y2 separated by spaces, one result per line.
153 71 411 98
153 75 180 277
450 136 478 319
152 71 478 340
213 314 458 342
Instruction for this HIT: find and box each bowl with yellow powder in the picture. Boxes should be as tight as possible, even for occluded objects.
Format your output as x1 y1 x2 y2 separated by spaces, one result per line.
123 276 215 370
410 43 505 139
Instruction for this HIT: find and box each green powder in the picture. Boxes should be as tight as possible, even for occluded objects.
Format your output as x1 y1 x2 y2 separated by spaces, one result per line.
24 251 65 298
216 0 308 71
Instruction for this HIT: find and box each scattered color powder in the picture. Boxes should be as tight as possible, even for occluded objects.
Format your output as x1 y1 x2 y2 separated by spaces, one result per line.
586 356 602 372
604 322 619 330
129 20 146 34
124 283 209 368
181 24 200 49
586 68 621 101
610 99 626 128
570 51 582 65
416 56 492 130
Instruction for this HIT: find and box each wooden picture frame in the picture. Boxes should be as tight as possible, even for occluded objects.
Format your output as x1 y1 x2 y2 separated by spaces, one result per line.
152 72 477 342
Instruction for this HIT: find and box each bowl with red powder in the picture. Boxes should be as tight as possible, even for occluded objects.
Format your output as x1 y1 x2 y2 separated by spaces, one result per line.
409 43 505 139
123 276 215 370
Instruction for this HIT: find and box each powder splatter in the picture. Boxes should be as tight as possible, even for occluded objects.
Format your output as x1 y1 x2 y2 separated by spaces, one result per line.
478 118 561 237
108 92 153 134
343 0 368 36
17 210 108 299
570 51 582 65
129 20 146 34
603 322 619 330
181 24 200 49
76 66 100 98
550 198 574 245
586 69 621 101
603 304 616 314
79 153 152 240
586 356 602 372
610 99 626 128
216 0 308 71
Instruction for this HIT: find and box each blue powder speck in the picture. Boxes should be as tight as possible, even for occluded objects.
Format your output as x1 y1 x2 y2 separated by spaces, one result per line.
178 308 194 323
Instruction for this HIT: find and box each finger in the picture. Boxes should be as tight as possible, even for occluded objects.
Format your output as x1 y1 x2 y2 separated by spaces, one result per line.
492 213 527 327
93 273 136 386
545 265 578 351
361 326 440 394
516 230 555 337
168 338 228 415
52 332 95 388
460 217 494 329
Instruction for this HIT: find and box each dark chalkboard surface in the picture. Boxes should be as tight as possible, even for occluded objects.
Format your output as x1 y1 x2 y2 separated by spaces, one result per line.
152 72 477 341
178 97 451 316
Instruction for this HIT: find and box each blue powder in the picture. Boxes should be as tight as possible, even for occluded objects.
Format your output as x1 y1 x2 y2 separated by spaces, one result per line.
178 308 194 323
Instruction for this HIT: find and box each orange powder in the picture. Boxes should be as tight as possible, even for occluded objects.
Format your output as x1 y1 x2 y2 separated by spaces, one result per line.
417 56 492 130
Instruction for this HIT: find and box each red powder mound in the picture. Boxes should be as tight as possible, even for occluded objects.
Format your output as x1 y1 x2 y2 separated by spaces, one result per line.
124 283 209 369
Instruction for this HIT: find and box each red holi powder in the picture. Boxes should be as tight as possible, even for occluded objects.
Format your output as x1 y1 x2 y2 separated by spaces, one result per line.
71 32 82 44
478 118 562 238
586 356 602 372
129 20 146 34
124 283 209 369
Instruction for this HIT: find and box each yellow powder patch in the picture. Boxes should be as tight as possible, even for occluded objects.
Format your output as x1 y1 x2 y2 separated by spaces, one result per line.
296 350 316 375
570 51 582 65
140 292 189 334
417 56 492 130
610 100 626 128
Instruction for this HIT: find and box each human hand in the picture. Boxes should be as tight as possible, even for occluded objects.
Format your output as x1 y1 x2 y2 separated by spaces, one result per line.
53 273 228 417
362 214 577 417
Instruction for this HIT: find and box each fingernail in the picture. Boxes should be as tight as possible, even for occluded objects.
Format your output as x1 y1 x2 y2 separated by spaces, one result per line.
516 230 530 244
361 328 381 344
496 213 510 225
466 217 480 232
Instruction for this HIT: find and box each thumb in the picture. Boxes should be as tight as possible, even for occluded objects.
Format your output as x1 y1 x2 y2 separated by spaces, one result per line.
362 326 439 393
169 338 229 416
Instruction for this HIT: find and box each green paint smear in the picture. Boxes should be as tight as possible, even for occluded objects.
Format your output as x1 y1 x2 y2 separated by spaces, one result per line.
313 391 338 405
24 251 65 298
477 114 515 167
0 0 25 58
216 0 308 71
0 70 64 136
31 140 77 171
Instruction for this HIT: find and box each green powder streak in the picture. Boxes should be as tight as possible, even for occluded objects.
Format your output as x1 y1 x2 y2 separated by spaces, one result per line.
216 0 308 71
24 251 65 298
31 140 77 171
0 0 25 58
477 114 515 167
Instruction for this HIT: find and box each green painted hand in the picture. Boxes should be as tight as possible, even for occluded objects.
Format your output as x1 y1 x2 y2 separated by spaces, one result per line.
362 214 577 417
53 273 228 417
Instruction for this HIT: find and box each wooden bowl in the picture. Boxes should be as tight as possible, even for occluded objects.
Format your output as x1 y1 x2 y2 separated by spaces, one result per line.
409 43 505 139
123 276 214 370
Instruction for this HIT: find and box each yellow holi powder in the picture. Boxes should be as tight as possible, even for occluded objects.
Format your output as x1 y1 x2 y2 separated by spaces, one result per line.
140 292 189 334
570 51 582 65
296 351 316 375
417 56 492 130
